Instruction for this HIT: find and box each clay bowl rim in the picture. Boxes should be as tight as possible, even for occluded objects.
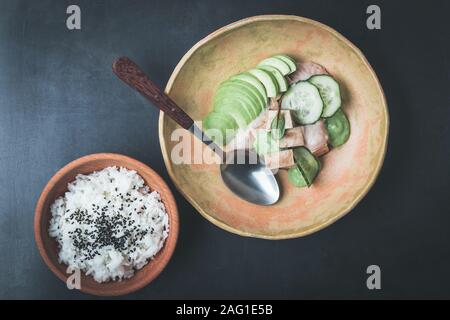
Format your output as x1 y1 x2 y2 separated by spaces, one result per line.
158 14 389 240
34 153 179 296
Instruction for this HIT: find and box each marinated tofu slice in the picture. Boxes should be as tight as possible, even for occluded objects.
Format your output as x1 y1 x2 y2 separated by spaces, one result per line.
288 62 328 84
302 120 330 157
224 128 256 152
268 94 283 110
250 109 269 130
225 110 268 152
279 127 305 148
264 149 295 170
266 110 294 131
310 143 329 157
247 109 269 140
268 97 279 110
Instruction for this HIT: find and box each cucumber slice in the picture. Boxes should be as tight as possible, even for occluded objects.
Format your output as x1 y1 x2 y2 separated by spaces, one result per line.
257 65 289 92
325 109 350 147
281 81 323 125
216 80 264 114
308 75 342 118
253 130 279 156
258 57 291 76
248 68 279 98
293 147 320 185
230 73 267 102
288 165 308 187
274 55 297 74
203 111 238 145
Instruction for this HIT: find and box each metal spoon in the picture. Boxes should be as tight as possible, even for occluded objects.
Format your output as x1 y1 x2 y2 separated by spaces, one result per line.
112 57 280 205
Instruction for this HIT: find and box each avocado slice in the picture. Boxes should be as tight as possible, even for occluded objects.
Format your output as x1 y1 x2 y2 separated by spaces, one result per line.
257 57 291 76
213 100 253 128
247 68 279 98
217 80 265 112
257 65 288 92
214 95 258 121
230 73 267 101
214 82 262 117
274 55 297 73
228 79 267 111
203 111 238 145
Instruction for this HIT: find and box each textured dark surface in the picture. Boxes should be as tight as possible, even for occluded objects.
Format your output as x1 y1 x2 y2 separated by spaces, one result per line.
0 0 449 299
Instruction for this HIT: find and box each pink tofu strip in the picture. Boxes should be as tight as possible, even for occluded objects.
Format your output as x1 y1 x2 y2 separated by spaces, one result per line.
264 149 295 170
288 62 328 84
279 127 304 148
268 97 279 110
302 120 329 157
225 110 268 152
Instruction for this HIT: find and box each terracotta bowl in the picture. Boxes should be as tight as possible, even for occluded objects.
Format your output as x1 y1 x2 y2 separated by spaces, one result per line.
159 15 388 239
34 153 179 296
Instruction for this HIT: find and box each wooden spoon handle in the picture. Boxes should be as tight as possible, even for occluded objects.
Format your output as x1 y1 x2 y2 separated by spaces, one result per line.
112 56 194 129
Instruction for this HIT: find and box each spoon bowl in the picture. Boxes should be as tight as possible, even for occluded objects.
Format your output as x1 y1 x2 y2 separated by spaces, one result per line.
220 149 279 205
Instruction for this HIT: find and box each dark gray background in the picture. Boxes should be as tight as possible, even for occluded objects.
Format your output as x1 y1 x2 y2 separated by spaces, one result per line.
0 0 449 299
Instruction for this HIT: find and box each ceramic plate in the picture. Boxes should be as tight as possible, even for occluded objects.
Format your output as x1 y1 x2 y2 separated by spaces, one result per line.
159 15 388 239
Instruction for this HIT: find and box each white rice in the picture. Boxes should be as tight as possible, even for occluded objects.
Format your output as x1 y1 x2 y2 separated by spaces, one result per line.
49 166 169 283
